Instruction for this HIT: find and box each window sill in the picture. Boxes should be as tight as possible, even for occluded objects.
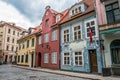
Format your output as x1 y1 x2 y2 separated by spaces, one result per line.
73 65 84 67
51 40 58 42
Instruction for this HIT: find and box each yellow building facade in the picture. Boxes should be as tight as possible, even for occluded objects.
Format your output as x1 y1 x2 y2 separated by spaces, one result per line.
17 28 38 67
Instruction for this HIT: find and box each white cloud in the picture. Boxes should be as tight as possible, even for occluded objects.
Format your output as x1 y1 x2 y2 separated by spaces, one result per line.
0 1 33 29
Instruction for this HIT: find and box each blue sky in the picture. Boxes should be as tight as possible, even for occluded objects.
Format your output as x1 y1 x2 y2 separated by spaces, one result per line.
0 0 80 29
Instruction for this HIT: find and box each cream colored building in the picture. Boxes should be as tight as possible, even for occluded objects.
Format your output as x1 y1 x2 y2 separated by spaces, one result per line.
0 21 25 63
17 26 39 67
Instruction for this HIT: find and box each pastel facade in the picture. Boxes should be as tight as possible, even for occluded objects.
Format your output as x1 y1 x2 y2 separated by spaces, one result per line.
0 21 24 63
35 6 62 69
17 27 38 67
96 0 120 75
60 0 102 73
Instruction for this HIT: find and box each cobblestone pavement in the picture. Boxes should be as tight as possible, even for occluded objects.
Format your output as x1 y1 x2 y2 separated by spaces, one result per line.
0 64 89 80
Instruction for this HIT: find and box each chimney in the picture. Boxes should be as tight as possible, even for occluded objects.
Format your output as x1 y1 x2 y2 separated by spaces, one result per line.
45 5 51 10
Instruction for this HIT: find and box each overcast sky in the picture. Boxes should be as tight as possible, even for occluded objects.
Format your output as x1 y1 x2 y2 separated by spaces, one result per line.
0 0 81 29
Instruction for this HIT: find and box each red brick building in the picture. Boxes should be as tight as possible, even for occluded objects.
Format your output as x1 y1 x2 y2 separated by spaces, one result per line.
35 6 68 69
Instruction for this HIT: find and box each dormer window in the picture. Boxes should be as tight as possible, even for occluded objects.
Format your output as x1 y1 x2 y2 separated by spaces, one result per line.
75 8 78 13
70 3 86 16
46 19 49 26
79 7 81 12
72 10 74 15
28 28 32 34
22 32 25 38
56 15 60 22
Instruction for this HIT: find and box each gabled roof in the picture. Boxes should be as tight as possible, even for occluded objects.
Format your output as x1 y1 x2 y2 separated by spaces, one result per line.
51 0 95 27
18 25 41 40
59 0 95 24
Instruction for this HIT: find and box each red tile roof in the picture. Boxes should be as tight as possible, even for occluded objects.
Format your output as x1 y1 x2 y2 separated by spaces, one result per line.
59 0 95 24
18 25 42 40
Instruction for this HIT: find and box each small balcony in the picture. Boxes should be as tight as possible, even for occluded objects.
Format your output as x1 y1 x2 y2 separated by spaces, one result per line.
100 21 120 34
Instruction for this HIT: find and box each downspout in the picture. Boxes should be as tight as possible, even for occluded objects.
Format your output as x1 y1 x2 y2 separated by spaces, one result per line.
94 0 104 73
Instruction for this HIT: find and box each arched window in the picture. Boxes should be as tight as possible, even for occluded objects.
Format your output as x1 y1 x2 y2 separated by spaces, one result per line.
110 39 120 65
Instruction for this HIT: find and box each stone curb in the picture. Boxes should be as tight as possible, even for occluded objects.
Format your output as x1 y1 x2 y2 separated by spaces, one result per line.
12 65 119 80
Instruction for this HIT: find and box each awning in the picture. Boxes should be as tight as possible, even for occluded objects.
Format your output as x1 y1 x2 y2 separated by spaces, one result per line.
100 29 120 34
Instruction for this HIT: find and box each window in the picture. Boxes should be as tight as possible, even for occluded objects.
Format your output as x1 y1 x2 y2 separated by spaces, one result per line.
111 48 120 64
16 47 18 52
46 19 49 26
56 15 60 22
27 40 29 48
28 28 32 34
22 32 25 38
17 32 19 37
6 45 9 51
63 29 69 43
21 55 24 63
73 26 81 40
51 52 57 64
8 29 10 34
86 20 96 37
52 30 57 41
74 52 83 66
12 38 14 43
75 8 78 13
72 10 74 15
22 44 24 49
13 31 15 35
38 36 42 45
105 2 120 23
44 33 49 43
19 44 21 50
64 53 70 65
25 54 28 63
31 38 34 47
11 46 14 51
111 40 120 65
18 55 20 62
44 53 49 63
7 37 9 42
78 7 81 12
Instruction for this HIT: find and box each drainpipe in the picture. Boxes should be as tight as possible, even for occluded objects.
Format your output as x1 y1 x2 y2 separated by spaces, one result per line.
93 0 105 73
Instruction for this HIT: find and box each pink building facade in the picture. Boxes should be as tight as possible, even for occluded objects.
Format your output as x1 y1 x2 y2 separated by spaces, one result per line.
35 6 61 69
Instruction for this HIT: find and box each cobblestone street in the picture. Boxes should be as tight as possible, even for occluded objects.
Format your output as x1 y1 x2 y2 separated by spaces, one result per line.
0 65 89 80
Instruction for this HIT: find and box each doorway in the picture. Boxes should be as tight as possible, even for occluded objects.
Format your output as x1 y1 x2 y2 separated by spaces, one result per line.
89 50 98 73
38 52 41 67
31 53 34 67
5 55 8 63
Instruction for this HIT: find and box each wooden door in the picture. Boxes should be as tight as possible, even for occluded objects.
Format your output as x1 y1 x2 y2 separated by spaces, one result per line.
38 53 41 67
89 50 98 73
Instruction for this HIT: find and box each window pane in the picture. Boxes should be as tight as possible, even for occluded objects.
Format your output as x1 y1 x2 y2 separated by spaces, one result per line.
106 11 114 23
114 9 120 15
112 3 119 9
91 21 95 26
86 23 90 27
106 5 112 11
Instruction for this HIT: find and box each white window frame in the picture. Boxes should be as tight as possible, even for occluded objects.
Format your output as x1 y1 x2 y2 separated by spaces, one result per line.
73 51 84 66
44 53 49 63
72 23 82 41
38 36 42 45
44 33 49 43
52 30 57 41
51 52 57 64
63 52 70 65
62 28 70 43
84 18 98 38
